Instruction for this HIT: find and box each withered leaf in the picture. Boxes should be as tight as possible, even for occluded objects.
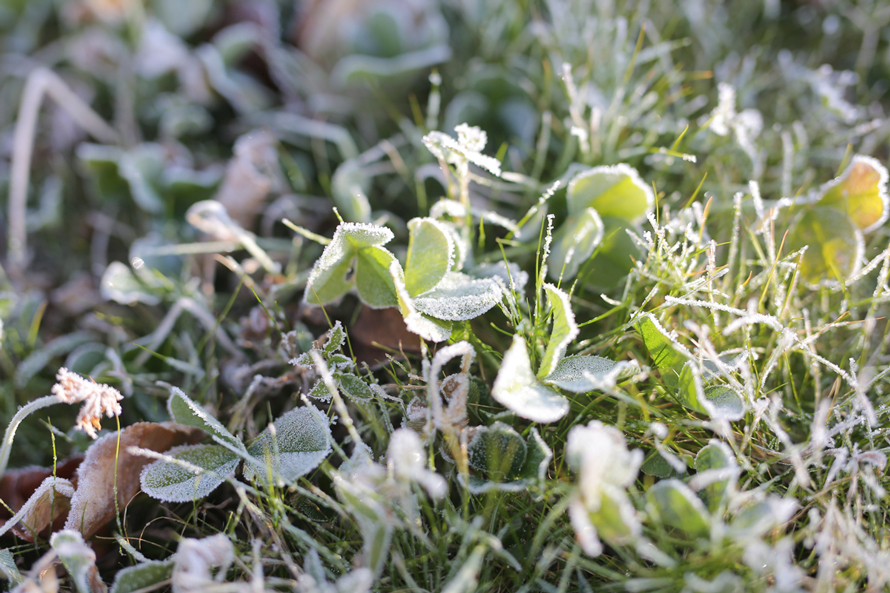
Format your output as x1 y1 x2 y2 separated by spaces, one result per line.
0 477 75 542
350 305 422 367
64 422 203 539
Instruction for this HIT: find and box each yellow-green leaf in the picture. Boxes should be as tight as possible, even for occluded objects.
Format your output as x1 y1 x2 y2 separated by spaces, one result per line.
817 155 888 233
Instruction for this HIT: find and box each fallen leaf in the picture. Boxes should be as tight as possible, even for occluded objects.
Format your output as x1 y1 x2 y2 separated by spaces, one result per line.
0 455 83 519
64 422 203 538
1 477 75 542
350 305 422 367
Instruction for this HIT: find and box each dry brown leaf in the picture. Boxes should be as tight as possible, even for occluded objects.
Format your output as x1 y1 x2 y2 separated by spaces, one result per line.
64 422 203 539
351 305 422 367
0 455 83 518
1 477 75 542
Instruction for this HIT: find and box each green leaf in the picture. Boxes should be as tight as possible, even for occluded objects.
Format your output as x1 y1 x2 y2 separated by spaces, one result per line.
538 284 579 379
548 208 604 281
140 444 240 503
584 217 643 288
641 453 686 479
405 218 453 295
245 406 332 484
694 441 737 512
638 316 686 374
817 155 888 233
467 422 527 482
392 261 453 342
0 549 22 585
465 428 551 494
336 372 376 402
355 246 399 308
304 222 395 306
167 388 245 452
646 479 711 538
589 486 640 544
100 261 162 306
728 497 797 539
677 366 745 421
786 205 863 286
567 164 654 223
110 562 174 593
413 272 502 321
50 531 97 593
543 355 641 393
491 335 569 423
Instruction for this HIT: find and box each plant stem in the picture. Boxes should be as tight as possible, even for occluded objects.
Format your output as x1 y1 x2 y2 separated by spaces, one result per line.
0 394 63 479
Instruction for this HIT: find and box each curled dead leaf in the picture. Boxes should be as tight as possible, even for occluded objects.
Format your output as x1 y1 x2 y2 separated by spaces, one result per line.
351 305 422 367
64 422 203 539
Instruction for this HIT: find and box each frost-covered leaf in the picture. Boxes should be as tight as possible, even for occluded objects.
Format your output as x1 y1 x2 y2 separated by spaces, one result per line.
140 444 240 503
646 479 711 538
817 155 888 233
336 372 376 402
67 422 202 537
101 261 162 306
467 422 527 482
491 335 569 423
694 441 737 512
638 316 686 374
323 321 348 357
245 406 332 484
641 453 687 479
466 427 552 494
728 497 797 540
51 530 100 593
355 246 399 308
168 387 245 452
538 284 579 379
413 272 502 321
588 485 641 545
567 164 654 223
548 208 604 281
786 205 863 286
677 366 745 421
110 561 174 593
0 548 21 585
0 476 74 542
405 218 453 295
585 217 644 288
423 126 502 176
303 222 395 306
543 355 641 393
391 260 453 342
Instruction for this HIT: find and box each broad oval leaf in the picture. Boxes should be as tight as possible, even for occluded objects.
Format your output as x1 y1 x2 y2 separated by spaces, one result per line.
544 355 641 393
110 561 174 593
646 479 711 538
641 453 686 479
638 316 686 375
168 388 245 452
413 272 502 321
702 385 745 421
585 217 643 288
140 444 240 503
465 427 552 494
101 262 162 306
694 441 737 512
356 246 399 308
567 164 654 223
538 284 579 379
245 406 333 484
817 155 888 233
728 497 797 540
336 372 376 402
491 335 569 423
786 205 863 287
405 218 453 295
391 261 453 342
589 486 641 544
467 422 527 482
548 208 604 281
304 222 395 306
